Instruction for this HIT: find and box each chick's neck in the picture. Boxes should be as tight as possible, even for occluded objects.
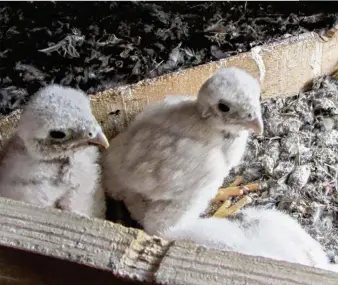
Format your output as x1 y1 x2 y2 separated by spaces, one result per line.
166 102 226 146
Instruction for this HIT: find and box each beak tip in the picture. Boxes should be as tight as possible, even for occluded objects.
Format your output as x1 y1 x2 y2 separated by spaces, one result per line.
247 117 264 136
89 130 110 149
100 138 110 149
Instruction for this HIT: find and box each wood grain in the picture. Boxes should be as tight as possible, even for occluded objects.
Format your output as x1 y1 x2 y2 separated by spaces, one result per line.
0 198 338 285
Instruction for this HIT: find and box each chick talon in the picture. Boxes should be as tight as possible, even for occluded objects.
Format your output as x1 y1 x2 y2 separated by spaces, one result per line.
213 195 252 218
212 176 246 202
213 186 244 202
212 179 259 217
215 183 260 201
240 185 250 192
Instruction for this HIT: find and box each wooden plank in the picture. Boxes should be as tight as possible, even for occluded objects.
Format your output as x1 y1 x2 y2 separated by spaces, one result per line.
88 31 338 139
1 31 338 146
0 198 337 285
0 197 169 282
156 242 338 285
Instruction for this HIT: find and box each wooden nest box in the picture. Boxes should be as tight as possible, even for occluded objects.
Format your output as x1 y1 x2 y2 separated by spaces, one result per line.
1 30 338 285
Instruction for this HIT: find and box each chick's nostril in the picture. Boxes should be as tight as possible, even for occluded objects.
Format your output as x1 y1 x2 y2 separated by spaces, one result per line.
247 113 253 120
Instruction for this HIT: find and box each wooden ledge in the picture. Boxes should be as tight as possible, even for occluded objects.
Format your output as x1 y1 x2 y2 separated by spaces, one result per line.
1 31 338 146
0 198 337 285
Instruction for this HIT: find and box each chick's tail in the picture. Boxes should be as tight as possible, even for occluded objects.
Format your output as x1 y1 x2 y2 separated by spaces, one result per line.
163 217 248 253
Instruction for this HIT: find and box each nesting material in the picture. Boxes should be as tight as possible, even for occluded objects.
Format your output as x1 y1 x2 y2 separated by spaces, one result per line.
210 75 338 261
1 2 338 116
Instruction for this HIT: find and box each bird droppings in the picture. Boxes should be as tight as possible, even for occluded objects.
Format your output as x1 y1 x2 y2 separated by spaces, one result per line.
218 75 338 261
1 2 338 116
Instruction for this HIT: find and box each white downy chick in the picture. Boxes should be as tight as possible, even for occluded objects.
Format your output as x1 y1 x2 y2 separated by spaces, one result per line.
162 93 250 170
103 67 262 232
167 207 338 273
0 84 109 219
161 95 338 272
103 67 338 273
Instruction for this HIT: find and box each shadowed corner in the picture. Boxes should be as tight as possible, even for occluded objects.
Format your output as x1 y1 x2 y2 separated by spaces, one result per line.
0 246 147 285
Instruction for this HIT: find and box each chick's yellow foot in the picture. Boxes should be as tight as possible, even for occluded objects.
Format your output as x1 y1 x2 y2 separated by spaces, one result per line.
212 175 243 202
213 175 260 202
213 195 252 218
211 176 259 218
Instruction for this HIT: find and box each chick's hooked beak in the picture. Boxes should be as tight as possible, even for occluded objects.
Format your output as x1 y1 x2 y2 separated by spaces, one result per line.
244 115 264 136
88 129 110 149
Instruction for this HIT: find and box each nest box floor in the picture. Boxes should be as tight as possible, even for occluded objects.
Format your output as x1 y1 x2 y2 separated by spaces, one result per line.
0 2 338 116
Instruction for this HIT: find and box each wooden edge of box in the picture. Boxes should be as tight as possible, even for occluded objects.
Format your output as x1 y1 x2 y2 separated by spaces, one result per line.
1 30 338 147
1 198 338 285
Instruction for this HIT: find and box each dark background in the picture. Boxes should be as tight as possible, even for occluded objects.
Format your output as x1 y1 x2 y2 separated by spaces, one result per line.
0 1 337 116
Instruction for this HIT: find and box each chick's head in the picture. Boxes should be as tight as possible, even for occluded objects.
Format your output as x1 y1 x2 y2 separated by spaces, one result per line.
197 67 263 135
17 84 109 160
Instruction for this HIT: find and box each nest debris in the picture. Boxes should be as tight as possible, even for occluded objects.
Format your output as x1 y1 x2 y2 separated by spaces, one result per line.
1 2 338 116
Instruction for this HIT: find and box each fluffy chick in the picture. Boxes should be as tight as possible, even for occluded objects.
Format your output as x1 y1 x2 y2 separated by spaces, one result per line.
163 93 250 170
102 68 338 272
102 67 263 234
160 92 338 272
103 68 338 273
167 207 338 273
0 84 109 219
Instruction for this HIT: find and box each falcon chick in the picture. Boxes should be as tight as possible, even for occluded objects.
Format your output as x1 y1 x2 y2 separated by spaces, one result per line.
103 67 262 233
103 67 338 272
168 207 338 273
158 95 257 211
0 84 109 219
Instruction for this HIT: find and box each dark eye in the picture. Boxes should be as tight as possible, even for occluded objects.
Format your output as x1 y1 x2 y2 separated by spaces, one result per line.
218 102 230 113
49 130 66 140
